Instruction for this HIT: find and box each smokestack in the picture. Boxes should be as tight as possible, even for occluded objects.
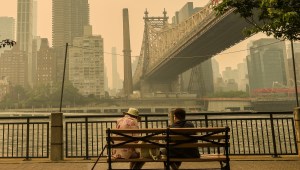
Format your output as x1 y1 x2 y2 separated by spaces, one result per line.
123 8 133 96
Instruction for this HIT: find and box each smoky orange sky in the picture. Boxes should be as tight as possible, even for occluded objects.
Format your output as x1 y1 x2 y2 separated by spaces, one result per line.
0 0 267 87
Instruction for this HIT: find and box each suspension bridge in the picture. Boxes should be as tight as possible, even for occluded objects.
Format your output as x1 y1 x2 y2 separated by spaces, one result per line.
127 1 253 95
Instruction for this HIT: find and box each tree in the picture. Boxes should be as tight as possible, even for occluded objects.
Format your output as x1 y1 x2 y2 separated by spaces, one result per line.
214 0 300 106
0 85 28 109
0 39 16 48
214 0 300 40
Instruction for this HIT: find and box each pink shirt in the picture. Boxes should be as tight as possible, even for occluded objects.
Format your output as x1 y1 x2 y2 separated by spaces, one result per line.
112 115 139 159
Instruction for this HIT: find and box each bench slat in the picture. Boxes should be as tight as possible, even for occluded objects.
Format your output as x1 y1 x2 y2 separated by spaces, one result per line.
109 127 230 134
110 134 230 141
108 155 227 162
111 142 229 148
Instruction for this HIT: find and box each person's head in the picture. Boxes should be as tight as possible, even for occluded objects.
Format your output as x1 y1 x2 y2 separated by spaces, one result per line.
173 108 186 122
123 107 140 120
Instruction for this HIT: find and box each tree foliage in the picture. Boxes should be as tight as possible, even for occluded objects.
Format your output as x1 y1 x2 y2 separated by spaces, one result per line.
0 39 16 48
0 82 92 109
214 0 300 41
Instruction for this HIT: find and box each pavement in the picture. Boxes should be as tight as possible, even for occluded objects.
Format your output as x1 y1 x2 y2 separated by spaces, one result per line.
0 156 299 170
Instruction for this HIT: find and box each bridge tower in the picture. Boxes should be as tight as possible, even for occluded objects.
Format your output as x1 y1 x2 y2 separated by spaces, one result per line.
142 9 168 75
123 8 133 96
138 9 181 95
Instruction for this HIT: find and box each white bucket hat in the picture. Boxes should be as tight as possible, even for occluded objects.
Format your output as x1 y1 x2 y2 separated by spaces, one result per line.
123 108 139 117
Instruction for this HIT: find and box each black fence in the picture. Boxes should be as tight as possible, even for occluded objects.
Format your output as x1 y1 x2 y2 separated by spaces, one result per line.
0 116 49 159
0 111 298 159
64 111 298 158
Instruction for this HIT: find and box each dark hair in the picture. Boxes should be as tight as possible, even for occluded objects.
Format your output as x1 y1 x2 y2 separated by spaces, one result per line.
173 108 186 121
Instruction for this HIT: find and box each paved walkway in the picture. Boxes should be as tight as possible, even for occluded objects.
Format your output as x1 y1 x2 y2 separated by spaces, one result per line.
0 156 299 170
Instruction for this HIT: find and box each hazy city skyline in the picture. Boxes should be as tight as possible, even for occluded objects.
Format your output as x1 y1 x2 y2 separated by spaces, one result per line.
0 0 268 88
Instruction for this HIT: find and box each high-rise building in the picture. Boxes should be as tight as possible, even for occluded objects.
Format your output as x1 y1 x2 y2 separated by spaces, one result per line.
237 60 248 91
36 38 56 86
0 17 15 55
52 0 90 83
52 0 90 48
224 79 239 92
17 0 33 53
286 42 300 86
111 47 122 90
172 2 202 24
0 17 15 41
104 65 109 91
222 67 238 81
0 46 27 87
33 0 37 37
0 77 10 101
17 0 34 87
247 38 287 93
211 58 221 83
69 26 105 97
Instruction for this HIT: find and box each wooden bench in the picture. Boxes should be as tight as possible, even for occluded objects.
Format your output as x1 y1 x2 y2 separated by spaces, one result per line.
106 127 230 170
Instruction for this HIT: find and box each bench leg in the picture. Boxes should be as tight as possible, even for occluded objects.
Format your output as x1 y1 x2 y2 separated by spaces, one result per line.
220 161 230 170
130 162 145 169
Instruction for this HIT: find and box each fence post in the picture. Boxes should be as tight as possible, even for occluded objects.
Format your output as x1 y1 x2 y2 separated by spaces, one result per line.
204 114 208 127
270 113 279 157
204 114 210 154
294 107 300 157
51 112 63 161
168 110 174 127
145 115 148 129
85 117 90 160
24 118 30 161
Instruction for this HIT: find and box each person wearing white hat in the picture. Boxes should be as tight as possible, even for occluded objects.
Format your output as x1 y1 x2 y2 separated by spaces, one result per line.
111 108 144 169
123 107 140 118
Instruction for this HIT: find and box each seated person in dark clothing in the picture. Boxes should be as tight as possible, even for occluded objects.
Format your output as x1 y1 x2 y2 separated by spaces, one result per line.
162 108 200 170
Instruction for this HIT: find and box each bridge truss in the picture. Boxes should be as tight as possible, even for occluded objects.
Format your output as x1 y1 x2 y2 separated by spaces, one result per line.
133 1 223 88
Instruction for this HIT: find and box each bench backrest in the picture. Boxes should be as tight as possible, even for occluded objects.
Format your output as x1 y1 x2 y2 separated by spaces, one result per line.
106 127 230 154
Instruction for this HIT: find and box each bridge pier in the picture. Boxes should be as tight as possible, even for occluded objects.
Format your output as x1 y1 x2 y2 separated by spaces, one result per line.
140 78 180 96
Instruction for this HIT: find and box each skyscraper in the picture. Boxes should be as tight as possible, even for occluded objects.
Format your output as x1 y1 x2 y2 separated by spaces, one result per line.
286 42 300 86
0 17 15 55
111 47 122 90
52 0 90 82
17 0 33 53
33 0 37 37
36 38 56 86
17 0 33 87
0 17 15 41
0 46 27 87
69 26 105 98
247 38 287 93
112 47 117 89
52 0 90 48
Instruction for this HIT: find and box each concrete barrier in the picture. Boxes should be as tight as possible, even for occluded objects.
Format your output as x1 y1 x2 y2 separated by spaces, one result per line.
51 112 63 161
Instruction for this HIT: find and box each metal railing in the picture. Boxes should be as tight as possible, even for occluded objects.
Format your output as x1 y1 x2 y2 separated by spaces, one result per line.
0 112 297 159
64 111 298 158
64 114 168 159
0 116 49 159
